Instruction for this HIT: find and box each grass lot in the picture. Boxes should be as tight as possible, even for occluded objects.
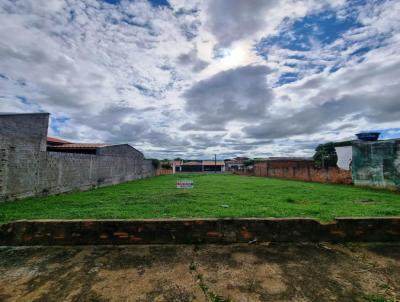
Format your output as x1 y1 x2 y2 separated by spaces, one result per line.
0 174 399 223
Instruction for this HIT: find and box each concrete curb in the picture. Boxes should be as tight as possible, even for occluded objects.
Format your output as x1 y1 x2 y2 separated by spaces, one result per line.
0 218 399 245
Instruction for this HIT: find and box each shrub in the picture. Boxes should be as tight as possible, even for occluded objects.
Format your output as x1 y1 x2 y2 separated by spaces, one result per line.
149 159 160 169
161 163 172 169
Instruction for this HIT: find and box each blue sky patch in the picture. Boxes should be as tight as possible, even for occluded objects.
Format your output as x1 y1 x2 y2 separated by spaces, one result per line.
50 116 71 135
101 0 170 8
254 1 383 87
16 95 31 105
102 0 120 4
376 128 400 140
257 8 362 54
276 72 300 86
148 0 170 8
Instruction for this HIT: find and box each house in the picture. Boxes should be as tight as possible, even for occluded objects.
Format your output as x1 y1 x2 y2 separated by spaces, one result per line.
47 136 71 146
47 136 143 156
202 161 225 172
47 136 109 154
174 160 225 172
225 157 249 171
169 160 182 173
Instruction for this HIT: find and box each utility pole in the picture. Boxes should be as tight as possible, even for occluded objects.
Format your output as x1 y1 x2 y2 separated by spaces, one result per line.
214 154 217 173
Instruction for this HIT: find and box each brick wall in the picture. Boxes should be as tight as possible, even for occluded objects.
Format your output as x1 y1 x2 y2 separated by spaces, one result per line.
0 113 155 201
1 218 399 245
156 169 173 176
253 160 352 184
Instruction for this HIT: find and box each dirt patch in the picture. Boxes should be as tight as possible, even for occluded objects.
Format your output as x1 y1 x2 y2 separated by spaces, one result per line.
0 243 399 302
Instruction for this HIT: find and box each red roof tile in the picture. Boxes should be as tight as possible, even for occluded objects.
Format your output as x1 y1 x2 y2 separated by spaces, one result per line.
47 136 71 144
202 161 225 166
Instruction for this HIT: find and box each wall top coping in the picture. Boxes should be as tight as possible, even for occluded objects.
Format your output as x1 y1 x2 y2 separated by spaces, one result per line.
0 112 50 117
4 217 400 224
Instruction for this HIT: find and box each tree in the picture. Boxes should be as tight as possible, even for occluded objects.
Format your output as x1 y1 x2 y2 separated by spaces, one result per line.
161 163 172 169
149 159 160 169
244 159 255 167
313 143 337 168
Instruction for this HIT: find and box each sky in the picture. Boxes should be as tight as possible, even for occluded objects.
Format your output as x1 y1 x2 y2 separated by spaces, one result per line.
1 0 400 159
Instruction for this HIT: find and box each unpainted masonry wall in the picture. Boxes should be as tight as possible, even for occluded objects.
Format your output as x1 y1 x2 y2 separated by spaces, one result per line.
253 160 352 184
1 218 399 245
0 113 155 201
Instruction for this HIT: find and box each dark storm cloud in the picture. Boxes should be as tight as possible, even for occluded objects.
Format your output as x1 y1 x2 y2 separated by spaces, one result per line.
182 65 273 129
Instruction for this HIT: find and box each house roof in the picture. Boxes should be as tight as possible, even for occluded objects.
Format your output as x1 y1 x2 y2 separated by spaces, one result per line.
202 161 225 166
47 136 71 144
265 157 313 161
226 161 244 165
182 161 202 166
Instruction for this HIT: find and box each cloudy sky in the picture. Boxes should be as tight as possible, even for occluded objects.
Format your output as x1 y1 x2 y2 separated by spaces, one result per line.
1 0 400 159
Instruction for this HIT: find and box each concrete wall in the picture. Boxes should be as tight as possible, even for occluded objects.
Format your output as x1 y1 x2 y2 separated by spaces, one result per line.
253 160 352 184
0 113 155 201
352 140 400 190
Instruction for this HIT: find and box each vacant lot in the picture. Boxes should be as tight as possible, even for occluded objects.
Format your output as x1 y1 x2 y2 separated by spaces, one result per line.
0 243 399 302
0 174 399 223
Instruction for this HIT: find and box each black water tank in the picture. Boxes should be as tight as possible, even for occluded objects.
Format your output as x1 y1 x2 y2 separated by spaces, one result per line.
356 132 380 141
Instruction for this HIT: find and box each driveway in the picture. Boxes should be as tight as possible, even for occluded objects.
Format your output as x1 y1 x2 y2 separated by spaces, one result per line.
0 243 399 301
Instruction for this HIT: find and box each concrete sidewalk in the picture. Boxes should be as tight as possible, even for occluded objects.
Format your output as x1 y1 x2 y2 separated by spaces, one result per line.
0 243 399 301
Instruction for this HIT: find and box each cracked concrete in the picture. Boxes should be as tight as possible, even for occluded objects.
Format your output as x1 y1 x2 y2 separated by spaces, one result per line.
0 243 399 301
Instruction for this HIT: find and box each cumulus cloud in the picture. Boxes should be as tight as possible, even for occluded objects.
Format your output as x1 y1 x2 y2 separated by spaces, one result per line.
205 0 346 48
177 48 209 72
0 0 399 158
182 65 273 127
245 46 400 139
205 0 279 48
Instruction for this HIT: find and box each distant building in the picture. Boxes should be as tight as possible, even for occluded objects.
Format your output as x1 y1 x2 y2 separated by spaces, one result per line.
47 136 71 146
202 161 225 172
225 157 249 171
172 160 225 172
169 160 182 173
46 136 144 156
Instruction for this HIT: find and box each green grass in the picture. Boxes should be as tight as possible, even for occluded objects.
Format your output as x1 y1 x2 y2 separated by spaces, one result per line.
0 174 399 223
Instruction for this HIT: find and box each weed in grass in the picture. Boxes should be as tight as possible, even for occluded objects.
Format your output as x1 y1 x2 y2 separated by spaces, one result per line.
285 197 296 203
196 274 232 302
364 294 395 302
379 284 391 290
189 261 196 271
355 199 380 204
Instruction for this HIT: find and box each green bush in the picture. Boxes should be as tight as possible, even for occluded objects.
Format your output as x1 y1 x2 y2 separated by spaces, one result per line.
161 163 172 169
149 159 160 169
